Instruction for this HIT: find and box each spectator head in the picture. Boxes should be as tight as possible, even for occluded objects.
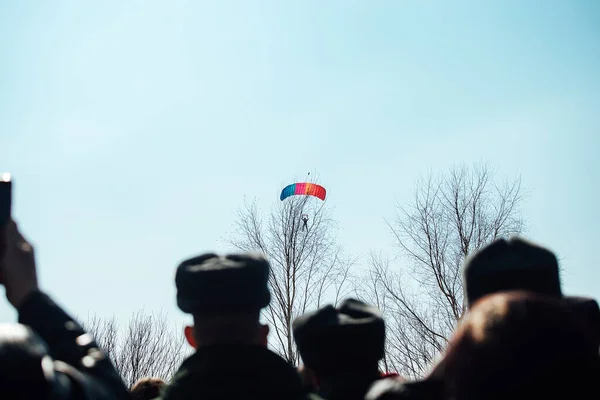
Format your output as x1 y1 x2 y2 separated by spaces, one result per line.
292 298 385 381
463 237 561 307
431 291 600 400
130 377 166 400
0 323 66 398
175 252 271 347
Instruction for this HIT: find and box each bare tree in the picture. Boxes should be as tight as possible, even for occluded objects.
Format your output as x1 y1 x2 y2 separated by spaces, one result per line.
358 164 524 378
353 253 397 374
229 192 354 365
82 310 191 388
83 314 120 362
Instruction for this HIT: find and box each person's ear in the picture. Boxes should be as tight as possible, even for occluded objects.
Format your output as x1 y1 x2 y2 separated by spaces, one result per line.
258 324 269 347
184 325 197 349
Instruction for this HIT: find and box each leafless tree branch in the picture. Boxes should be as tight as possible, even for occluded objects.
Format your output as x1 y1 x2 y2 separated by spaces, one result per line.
81 310 191 388
358 164 524 378
229 191 353 365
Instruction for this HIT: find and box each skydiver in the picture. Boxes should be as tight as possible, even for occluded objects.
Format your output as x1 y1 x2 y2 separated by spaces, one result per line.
302 214 309 231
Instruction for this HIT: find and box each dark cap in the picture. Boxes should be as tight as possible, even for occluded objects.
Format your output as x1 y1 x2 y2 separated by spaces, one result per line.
175 252 271 316
463 237 561 307
292 299 385 374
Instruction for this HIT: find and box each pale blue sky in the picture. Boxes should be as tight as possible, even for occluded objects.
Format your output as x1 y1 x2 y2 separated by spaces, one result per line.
1 0 598 333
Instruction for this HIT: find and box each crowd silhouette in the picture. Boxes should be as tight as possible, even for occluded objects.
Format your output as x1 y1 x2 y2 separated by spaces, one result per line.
0 218 598 400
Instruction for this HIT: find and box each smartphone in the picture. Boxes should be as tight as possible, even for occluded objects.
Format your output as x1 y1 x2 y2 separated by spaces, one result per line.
0 173 10 226
0 173 10 283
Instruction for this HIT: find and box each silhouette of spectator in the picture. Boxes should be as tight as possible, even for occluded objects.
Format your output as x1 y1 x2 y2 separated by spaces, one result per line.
0 220 129 399
430 291 600 400
464 236 600 346
157 252 312 400
293 299 386 400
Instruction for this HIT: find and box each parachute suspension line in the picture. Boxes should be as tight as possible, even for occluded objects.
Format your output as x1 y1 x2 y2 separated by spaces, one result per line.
303 172 310 230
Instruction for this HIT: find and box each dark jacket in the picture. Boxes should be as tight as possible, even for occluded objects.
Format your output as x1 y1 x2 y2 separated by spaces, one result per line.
18 291 130 400
317 371 382 400
159 344 313 400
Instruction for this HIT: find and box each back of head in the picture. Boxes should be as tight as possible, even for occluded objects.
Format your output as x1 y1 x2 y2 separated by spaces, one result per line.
463 237 562 307
293 298 385 380
131 377 166 400
176 252 271 345
435 291 600 400
0 324 55 398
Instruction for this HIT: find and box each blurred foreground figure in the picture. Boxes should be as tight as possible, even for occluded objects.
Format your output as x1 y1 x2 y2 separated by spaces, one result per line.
293 299 388 400
131 377 166 400
431 291 600 400
158 252 315 400
0 221 129 399
464 236 600 344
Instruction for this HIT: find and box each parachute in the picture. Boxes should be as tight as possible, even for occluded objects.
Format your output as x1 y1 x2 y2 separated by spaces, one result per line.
280 182 326 201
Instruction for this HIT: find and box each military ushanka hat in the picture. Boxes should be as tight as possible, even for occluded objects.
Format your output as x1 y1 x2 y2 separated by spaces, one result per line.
292 299 385 373
463 237 562 307
175 252 271 316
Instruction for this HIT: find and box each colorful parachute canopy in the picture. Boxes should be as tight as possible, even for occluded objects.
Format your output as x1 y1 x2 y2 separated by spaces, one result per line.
280 182 326 201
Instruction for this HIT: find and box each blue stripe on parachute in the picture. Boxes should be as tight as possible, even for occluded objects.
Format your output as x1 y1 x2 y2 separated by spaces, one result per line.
280 184 296 201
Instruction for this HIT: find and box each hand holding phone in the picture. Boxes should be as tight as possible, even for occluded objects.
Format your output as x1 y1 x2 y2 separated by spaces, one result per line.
1 220 38 307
